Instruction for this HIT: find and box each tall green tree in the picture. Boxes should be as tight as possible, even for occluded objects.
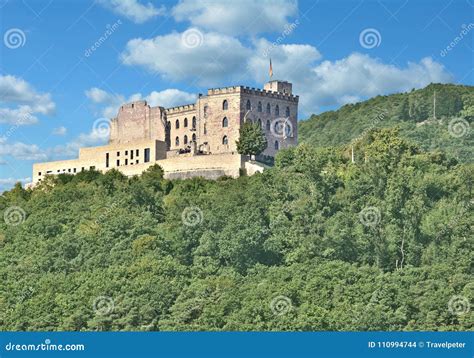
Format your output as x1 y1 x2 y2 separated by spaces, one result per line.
236 122 267 158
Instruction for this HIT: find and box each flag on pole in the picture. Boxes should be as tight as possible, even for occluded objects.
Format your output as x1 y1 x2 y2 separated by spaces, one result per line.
269 58 273 79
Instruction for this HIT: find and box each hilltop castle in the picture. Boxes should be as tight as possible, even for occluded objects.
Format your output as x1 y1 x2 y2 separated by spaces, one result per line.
32 80 298 184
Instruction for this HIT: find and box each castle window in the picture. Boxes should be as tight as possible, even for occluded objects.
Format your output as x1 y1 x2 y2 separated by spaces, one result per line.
258 101 262 112
73 168 76 173
246 100 251 110
125 159 128 165
204 105 208 118
192 116 196 129
175 119 180 129
117 151 120 156
106 153 109 168
184 117 188 127
192 133 196 142
222 135 228 145
266 103 271 114
286 106 290 117
204 123 207 135
117 160 120 166
275 105 279 116
144 148 150 163
38 172 42 176
184 135 188 145
257 118 262 127
266 119 270 131
125 150 128 155
175 136 180 146
222 117 228 127
274 140 279 150
223 100 228 110
131 151 134 159
167 121 171 129
136 149 139 156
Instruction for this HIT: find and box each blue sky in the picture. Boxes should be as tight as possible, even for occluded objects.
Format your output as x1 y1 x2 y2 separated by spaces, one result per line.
0 0 473 191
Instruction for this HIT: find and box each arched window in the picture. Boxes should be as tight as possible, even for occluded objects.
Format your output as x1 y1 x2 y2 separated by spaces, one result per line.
184 117 188 127
223 100 228 110
246 100 251 110
203 105 208 118
175 119 180 129
222 117 228 127
266 120 270 131
192 116 196 129
275 105 279 116
285 106 290 117
266 103 271 114
192 133 196 142
175 136 180 146
258 101 262 112
184 135 188 145
222 135 228 145
274 140 279 150
257 118 262 127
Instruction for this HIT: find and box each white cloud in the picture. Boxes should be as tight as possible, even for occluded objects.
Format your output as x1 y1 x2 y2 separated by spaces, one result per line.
0 75 55 125
85 87 196 118
0 75 55 114
52 126 67 136
0 137 47 161
51 129 109 158
0 106 38 125
98 0 165 23
172 0 298 35
247 40 453 113
121 29 251 85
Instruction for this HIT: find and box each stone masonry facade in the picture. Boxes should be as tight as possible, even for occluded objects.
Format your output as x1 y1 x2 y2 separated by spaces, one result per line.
32 80 298 184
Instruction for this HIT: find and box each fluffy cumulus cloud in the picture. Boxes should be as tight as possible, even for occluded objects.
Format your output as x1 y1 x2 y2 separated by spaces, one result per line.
0 137 47 161
0 75 55 125
172 0 298 35
86 87 196 118
247 40 452 112
120 29 251 85
98 0 165 23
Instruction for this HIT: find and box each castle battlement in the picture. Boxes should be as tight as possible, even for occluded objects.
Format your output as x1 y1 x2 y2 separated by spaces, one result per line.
31 79 298 186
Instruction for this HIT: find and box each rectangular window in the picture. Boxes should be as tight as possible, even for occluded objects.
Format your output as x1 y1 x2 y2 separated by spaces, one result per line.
106 153 109 168
68 169 71 172
116 160 120 166
144 148 150 163
81 167 85 171
131 151 134 159
46 171 52 174
125 150 128 155
125 159 128 165
136 149 139 156
90 166 95 170
117 151 120 156
136 160 139 164
73 168 76 173
38 172 42 176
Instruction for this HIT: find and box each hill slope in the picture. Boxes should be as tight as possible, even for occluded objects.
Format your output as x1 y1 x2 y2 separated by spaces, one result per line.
299 83 473 162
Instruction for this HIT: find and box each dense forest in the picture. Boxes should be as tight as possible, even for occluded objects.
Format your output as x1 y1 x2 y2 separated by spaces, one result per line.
0 85 472 331
299 83 473 163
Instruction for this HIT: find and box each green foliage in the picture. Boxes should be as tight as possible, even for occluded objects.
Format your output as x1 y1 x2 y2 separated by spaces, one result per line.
1 112 472 332
299 83 473 163
236 122 268 156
